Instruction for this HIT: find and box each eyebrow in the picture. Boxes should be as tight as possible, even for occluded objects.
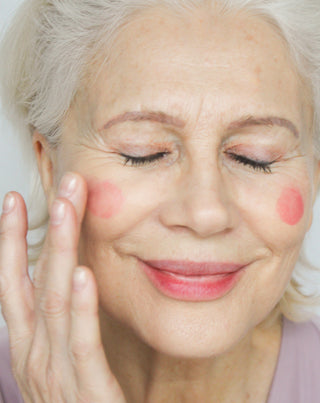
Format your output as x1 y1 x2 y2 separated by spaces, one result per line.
100 110 299 138
101 110 186 131
227 115 299 138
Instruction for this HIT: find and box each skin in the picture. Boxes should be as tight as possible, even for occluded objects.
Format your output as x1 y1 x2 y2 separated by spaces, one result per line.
87 180 125 219
1 4 320 403
276 187 305 225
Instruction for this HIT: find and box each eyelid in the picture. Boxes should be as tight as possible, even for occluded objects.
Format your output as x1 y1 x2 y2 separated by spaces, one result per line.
225 151 275 174
224 143 280 162
121 151 171 167
225 150 274 163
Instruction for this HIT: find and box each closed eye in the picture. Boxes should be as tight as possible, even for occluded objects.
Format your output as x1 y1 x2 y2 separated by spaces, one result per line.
226 152 274 174
121 152 169 166
120 150 274 173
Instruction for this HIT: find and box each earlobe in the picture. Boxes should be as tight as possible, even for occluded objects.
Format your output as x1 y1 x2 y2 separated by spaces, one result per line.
32 131 57 207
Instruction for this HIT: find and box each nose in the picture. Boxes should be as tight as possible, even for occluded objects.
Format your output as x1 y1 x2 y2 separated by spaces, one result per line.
159 162 238 238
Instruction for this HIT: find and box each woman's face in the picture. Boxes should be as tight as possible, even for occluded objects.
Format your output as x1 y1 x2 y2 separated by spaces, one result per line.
54 6 319 356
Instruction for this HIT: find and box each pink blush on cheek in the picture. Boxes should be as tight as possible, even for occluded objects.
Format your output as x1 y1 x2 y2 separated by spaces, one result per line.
87 180 124 219
276 187 304 226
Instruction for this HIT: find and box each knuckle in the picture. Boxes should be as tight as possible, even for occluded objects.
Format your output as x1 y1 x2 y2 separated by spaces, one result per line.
47 360 76 402
26 352 43 382
46 365 63 394
71 340 91 361
11 354 27 382
40 289 68 318
71 338 101 363
32 265 46 291
48 231 77 256
9 332 33 356
74 391 92 403
14 341 48 397
0 225 13 239
26 350 49 396
49 242 77 256
73 298 99 316
0 227 22 245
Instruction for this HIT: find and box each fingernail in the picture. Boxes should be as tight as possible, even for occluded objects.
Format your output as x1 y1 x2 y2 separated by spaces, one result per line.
58 173 77 198
51 200 66 226
2 193 15 214
73 267 87 291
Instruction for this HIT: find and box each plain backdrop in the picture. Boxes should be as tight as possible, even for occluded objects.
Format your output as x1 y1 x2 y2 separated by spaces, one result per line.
0 0 320 329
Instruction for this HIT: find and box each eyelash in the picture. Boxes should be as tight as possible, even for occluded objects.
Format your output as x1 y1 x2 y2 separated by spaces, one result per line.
226 153 273 174
122 152 169 166
121 151 274 173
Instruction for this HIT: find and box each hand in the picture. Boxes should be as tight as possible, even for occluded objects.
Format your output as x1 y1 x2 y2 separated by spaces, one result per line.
0 172 126 402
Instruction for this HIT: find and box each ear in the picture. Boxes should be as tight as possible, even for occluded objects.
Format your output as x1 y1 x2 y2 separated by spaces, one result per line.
32 131 58 209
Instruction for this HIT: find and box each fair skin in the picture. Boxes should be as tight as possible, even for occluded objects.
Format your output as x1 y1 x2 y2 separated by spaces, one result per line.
1 5 320 403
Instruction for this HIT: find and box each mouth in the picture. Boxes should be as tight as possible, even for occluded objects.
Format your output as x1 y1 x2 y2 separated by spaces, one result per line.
138 259 247 301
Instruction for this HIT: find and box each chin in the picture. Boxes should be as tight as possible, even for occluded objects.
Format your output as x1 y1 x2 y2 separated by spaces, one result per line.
144 329 239 359
132 305 252 359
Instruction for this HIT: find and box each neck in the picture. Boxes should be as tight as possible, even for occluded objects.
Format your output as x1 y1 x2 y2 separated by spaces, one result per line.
99 310 282 403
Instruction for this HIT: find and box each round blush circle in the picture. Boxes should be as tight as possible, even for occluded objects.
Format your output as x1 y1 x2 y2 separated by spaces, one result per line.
87 180 124 219
276 187 304 226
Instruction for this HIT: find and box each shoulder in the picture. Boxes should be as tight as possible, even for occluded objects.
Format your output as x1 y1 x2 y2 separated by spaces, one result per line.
267 315 320 403
0 327 24 403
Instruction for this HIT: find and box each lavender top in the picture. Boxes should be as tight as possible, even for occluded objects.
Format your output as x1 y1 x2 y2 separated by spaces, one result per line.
267 315 320 402
0 315 319 403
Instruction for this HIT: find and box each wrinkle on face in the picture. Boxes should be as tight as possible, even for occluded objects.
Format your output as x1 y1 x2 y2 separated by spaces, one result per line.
52 9 319 398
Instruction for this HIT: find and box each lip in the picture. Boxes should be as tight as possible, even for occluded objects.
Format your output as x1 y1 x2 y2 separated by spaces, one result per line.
139 259 247 301
144 260 245 276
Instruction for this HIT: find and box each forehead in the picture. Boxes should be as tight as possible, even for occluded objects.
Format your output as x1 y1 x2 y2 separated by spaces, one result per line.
81 5 308 133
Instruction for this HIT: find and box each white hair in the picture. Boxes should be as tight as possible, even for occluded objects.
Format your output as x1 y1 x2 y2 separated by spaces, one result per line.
1 0 320 325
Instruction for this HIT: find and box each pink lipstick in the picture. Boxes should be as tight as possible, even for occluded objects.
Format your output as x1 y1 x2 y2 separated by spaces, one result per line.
139 260 246 301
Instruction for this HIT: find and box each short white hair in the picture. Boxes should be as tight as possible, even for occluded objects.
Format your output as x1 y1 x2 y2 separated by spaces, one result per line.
1 0 320 324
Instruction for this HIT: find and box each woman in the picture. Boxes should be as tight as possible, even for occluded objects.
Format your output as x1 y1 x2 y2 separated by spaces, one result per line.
0 0 320 401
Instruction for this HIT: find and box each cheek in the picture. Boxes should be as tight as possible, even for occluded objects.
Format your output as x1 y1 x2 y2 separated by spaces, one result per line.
87 180 125 219
276 187 304 226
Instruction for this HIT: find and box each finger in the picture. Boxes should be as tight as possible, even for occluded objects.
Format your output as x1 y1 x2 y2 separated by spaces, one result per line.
32 172 88 292
39 173 88 346
56 172 88 233
18 319 51 402
0 192 34 346
38 197 80 356
70 267 126 403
